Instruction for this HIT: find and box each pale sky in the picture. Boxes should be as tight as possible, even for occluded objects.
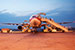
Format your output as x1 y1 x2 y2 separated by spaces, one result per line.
0 0 75 28
0 0 74 16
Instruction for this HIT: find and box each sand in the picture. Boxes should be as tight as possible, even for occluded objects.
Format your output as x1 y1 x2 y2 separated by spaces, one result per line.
0 32 75 50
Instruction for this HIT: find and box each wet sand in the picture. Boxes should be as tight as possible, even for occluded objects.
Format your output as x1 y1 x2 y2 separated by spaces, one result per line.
0 32 75 50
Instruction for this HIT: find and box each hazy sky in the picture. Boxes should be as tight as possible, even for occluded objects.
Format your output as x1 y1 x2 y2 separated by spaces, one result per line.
0 0 75 29
0 0 75 16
